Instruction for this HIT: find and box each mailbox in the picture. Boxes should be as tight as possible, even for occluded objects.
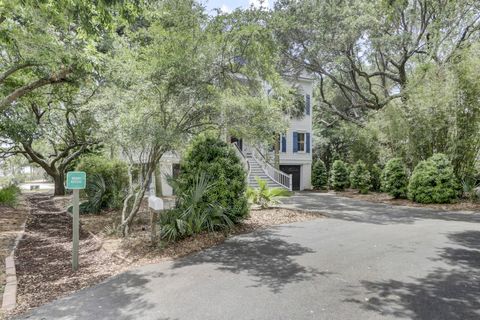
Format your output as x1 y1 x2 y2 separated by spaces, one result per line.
148 196 164 212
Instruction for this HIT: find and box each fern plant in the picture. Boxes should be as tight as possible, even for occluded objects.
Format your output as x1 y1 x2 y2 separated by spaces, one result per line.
160 172 233 242
247 177 291 209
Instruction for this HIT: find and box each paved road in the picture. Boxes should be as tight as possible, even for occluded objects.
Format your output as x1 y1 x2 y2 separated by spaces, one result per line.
17 192 480 320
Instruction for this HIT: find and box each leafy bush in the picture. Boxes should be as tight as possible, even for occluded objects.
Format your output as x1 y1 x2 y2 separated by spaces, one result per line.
408 153 459 204
329 160 350 191
160 173 233 241
350 160 371 194
311 159 328 189
76 155 128 212
175 135 249 224
0 184 21 207
68 174 107 214
461 178 479 201
381 158 409 198
247 177 291 208
370 164 382 192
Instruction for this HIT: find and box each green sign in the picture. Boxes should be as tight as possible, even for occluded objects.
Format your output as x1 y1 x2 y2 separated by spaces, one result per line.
66 171 86 190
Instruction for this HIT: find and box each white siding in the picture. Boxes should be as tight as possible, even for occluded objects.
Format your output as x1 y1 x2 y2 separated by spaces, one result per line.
279 76 314 190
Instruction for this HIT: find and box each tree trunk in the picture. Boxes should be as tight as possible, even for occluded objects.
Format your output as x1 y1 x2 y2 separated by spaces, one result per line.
53 171 66 196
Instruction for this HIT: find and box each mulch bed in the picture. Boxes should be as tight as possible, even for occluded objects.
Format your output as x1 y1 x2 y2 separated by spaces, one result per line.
12 194 119 316
9 195 323 317
0 197 28 319
330 189 480 212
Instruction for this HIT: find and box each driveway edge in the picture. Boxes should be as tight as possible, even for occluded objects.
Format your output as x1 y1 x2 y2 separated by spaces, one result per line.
2 221 26 312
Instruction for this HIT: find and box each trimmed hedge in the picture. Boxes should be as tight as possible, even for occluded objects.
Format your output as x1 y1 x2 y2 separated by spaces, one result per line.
175 135 249 223
408 153 459 204
312 159 328 189
350 160 371 194
329 160 350 191
381 158 408 198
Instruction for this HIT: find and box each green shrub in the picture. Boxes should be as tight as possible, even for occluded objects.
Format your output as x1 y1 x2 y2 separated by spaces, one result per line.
160 173 233 242
247 177 291 209
408 153 459 204
350 160 371 194
329 160 350 191
76 155 128 212
461 178 479 201
311 159 328 189
0 184 21 207
175 135 249 224
370 164 382 192
381 158 409 198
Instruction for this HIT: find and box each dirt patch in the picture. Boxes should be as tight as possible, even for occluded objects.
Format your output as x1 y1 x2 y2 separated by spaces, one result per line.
332 190 480 212
10 196 322 317
0 196 28 318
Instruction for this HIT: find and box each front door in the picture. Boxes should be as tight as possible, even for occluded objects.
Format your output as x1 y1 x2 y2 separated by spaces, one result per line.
280 165 301 191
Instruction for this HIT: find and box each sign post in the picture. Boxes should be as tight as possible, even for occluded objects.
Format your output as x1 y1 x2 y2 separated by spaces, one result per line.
148 196 164 244
66 171 86 271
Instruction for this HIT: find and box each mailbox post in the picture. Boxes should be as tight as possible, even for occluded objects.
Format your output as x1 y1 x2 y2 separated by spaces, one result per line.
66 171 86 271
148 196 164 244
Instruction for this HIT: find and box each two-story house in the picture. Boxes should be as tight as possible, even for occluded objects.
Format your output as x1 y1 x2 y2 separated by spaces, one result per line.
153 74 313 196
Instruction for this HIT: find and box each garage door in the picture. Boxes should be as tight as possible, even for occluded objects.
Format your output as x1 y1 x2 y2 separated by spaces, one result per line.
280 165 301 191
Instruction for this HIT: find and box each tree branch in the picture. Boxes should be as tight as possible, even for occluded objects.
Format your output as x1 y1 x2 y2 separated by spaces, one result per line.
0 67 71 112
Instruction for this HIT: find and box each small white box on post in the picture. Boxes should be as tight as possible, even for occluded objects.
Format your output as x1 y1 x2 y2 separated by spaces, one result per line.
148 196 164 212
148 196 164 244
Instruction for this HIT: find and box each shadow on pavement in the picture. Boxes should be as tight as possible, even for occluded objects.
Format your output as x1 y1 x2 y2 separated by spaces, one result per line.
280 192 480 225
172 228 331 293
17 271 167 320
345 230 480 320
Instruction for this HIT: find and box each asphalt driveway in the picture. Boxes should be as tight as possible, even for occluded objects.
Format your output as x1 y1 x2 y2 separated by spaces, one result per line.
17 192 480 320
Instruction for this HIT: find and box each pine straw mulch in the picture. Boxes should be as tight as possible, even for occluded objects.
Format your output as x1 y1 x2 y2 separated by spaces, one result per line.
0 196 28 320
9 194 322 317
330 189 480 212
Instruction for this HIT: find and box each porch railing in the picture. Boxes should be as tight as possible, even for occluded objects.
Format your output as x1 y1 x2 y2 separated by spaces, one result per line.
232 142 251 177
248 146 292 191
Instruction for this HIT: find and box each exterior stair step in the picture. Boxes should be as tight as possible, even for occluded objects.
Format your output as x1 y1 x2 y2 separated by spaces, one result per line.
245 156 287 190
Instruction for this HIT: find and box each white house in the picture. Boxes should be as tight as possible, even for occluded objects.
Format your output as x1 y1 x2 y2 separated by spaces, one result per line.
276 74 314 191
155 74 314 195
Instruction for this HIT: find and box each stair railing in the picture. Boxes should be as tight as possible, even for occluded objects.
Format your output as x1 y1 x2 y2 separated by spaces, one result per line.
232 142 251 178
248 146 292 191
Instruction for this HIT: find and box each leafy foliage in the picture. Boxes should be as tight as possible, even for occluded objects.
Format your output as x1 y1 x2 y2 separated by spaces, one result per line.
247 177 291 209
176 135 249 224
160 173 233 242
0 90 100 195
274 0 480 123
369 164 382 192
408 154 459 204
350 160 371 194
76 155 128 211
0 184 21 207
329 160 350 191
381 158 409 199
0 0 138 112
313 120 380 172
311 159 328 189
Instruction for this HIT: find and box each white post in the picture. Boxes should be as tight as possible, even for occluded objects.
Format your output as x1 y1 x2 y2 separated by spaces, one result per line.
72 189 80 271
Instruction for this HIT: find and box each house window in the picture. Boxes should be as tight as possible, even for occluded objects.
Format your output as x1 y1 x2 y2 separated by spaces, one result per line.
297 132 305 152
